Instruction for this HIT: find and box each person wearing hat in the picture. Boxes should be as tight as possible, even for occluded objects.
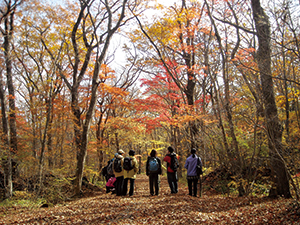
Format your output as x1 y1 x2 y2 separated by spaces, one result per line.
123 150 139 196
184 148 202 197
118 149 125 155
163 146 179 194
113 149 125 196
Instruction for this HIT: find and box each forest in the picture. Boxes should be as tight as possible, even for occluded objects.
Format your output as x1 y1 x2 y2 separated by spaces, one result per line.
0 0 300 220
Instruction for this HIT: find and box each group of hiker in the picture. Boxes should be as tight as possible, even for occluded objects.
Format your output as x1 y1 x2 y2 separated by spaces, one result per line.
102 149 138 196
101 146 203 197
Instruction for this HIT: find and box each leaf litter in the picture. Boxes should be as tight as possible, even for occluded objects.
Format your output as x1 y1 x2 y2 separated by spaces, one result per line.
0 175 298 224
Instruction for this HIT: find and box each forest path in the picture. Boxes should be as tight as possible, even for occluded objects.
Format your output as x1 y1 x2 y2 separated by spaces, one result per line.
0 174 296 224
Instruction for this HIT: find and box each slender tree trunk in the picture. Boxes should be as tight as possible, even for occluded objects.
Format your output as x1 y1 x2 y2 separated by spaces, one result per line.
4 13 18 175
281 35 290 145
138 144 142 174
251 0 291 198
30 99 38 159
211 78 231 164
1 1 22 198
59 108 67 169
114 132 120 150
96 122 105 173
184 55 197 149
0 74 12 198
37 87 53 196
74 42 111 195
47 108 54 169
72 90 85 195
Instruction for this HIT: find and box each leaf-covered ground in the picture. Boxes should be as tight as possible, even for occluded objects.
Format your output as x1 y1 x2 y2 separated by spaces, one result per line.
0 175 299 224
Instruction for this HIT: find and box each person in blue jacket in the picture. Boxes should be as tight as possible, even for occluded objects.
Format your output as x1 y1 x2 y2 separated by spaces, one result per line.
184 148 202 197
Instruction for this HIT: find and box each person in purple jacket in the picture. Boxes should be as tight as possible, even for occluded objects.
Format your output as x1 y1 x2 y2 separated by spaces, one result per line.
184 148 202 197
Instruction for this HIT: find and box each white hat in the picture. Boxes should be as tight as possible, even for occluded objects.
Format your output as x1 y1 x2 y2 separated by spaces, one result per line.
118 149 125 154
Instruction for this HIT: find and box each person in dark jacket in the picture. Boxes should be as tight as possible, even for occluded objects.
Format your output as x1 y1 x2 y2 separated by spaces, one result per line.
184 148 202 197
101 162 108 181
163 146 178 194
102 160 113 182
102 160 115 193
123 150 139 196
146 149 162 196
113 149 125 196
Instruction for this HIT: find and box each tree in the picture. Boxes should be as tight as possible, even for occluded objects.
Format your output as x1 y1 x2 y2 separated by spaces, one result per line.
0 0 23 198
251 0 291 198
93 59 140 172
132 0 214 149
12 0 76 194
68 0 127 195
269 1 300 184
41 0 142 195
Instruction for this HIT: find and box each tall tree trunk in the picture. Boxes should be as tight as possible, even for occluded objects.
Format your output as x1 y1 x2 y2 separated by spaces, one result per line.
96 119 105 173
73 98 94 195
0 1 22 198
0 74 12 198
210 77 231 165
37 91 53 196
182 36 197 149
47 107 54 169
281 31 290 145
4 11 18 176
251 0 291 198
72 90 85 195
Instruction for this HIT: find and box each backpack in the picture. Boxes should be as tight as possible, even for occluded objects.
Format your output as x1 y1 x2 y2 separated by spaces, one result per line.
196 157 203 176
123 157 134 171
113 158 122 173
148 157 159 172
106 177 116 187
107 160 114 176
169 154 179 171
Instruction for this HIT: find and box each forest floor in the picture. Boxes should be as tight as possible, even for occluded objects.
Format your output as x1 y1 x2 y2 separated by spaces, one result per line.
0 174 299 224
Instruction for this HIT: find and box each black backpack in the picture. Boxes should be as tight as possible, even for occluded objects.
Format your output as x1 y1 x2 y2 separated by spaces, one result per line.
101 165 108 176
123 157 134 171
107 160 114 175
113 158 122 173
169 154 179 171
196 157 203 176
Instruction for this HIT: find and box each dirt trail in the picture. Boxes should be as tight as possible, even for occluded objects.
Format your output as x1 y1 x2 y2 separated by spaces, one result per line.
0 174 296 224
